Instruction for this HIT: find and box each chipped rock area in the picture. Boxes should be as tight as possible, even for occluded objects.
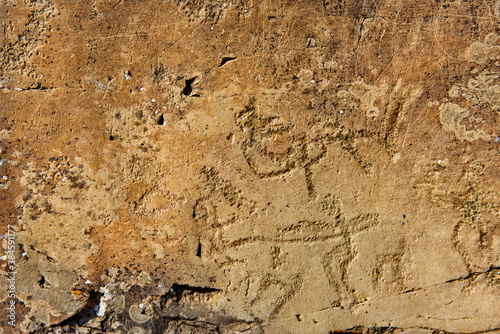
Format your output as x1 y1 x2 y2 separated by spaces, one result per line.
1 0 500 333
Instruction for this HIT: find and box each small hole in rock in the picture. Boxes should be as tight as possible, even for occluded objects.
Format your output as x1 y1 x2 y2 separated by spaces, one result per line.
196 241 202 257
157 114 164 125
182 77 196 96
38 275 46 287
109 135 114 141
219 56 237 67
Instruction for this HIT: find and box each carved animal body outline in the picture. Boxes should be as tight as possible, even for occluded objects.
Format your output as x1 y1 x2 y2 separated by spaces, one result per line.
193 167 380 316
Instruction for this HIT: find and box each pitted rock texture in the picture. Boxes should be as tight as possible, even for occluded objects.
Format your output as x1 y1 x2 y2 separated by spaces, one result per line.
1 0 500 333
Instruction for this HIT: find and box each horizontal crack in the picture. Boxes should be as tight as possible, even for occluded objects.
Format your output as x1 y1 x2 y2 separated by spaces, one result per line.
169 283 221 302
326 325 500 334
444 266 500 284
401 265 500 296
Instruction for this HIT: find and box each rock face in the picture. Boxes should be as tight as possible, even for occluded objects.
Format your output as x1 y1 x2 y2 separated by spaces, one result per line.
1 0 500 333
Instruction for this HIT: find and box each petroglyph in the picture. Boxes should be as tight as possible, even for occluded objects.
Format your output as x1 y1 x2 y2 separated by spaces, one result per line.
372 243 407 294
2 0 500 333
452 162 500 273
194 169 381 316
234 82 420 190
235 99 326 179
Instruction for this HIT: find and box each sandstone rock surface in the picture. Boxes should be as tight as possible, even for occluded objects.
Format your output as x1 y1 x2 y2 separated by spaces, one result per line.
1 0 500 333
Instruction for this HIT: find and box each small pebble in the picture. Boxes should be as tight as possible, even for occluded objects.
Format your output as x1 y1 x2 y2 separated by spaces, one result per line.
2 176 7 180
151 98 156 103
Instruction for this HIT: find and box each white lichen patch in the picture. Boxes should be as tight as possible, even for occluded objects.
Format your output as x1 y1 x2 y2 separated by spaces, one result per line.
467 33 500 64
443 61 499 141
439 103 491 142
0 129 10 140
96 284 126 317
444 36 500 141
466 70 500 107
348 78 387 117
296 69 315 85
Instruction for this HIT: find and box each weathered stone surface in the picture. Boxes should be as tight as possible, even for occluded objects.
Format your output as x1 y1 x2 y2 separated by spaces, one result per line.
1 0 499 333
